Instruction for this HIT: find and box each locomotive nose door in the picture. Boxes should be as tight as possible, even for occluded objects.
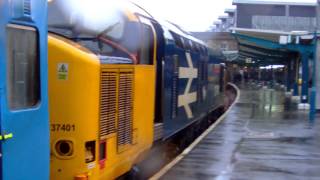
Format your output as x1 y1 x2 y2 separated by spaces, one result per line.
0 0 49 180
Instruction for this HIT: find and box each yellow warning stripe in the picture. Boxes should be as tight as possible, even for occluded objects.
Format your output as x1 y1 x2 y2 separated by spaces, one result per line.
4 133 13 139
0 133 13 141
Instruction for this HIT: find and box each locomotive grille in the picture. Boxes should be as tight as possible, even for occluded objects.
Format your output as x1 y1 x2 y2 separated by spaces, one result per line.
117 72 133 147
171 76 178 118
23 0 31 16
197 61 203 102
171 55 179 119
100 68 133 152
100 71 117 138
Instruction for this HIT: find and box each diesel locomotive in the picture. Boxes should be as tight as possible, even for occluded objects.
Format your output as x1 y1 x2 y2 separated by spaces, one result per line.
47 0 226 179
0 0 226 179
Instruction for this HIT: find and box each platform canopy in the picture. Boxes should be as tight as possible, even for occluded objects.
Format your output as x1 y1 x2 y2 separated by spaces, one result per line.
230 28 314 66
230 27 318 121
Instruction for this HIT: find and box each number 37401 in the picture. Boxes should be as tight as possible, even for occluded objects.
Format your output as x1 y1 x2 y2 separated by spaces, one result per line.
51 124 75 132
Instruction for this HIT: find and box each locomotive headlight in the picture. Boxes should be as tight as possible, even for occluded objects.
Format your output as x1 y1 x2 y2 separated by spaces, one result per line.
55 140 74 157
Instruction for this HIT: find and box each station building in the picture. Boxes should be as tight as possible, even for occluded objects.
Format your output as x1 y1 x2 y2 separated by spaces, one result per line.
233 0 317 32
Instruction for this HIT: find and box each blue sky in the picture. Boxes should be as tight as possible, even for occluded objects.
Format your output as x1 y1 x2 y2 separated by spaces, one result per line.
131 0 317 32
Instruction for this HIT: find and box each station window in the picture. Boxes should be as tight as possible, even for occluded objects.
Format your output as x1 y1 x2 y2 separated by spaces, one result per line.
220 43 228 51
6 24 40 110
139 24 154 65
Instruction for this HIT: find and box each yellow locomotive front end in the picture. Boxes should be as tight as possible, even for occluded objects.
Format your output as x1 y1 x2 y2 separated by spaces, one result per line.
49 35 101 179
48 0 157 179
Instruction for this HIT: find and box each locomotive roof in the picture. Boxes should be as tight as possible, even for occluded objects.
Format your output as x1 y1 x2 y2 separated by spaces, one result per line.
125 1 154 19
48 0 207 49
159 20 207 46
127 1 207 47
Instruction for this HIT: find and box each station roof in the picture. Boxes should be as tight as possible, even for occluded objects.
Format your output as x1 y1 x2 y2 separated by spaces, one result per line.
233 0 316 6
191 32 236 41
230 28 315 66
231 28 312 43
218 16 228 20
224 8 236 14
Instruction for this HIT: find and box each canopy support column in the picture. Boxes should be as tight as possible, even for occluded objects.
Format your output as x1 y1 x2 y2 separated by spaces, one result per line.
301 53 309 104
293 57 299 96
286 61 292 92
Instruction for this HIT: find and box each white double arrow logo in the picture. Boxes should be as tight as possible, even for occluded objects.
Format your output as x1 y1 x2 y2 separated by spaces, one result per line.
178 52 198 119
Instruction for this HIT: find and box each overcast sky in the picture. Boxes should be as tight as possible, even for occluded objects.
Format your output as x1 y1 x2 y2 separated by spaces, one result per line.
131 0 317 32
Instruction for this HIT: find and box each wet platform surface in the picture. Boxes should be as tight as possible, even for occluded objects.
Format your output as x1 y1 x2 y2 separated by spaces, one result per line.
160 87 320 180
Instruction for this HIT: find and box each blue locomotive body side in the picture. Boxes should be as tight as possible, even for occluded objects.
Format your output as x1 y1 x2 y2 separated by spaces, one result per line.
0 0 49 179
159 28 224 138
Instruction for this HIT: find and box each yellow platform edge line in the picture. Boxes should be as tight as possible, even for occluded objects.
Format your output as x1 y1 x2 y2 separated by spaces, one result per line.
149 83 241 180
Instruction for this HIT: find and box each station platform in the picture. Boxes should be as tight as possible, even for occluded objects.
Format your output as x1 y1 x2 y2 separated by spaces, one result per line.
154 86 320 180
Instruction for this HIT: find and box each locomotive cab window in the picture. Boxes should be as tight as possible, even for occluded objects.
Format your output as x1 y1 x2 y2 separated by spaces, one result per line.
139 24 154 65
6 24 40 110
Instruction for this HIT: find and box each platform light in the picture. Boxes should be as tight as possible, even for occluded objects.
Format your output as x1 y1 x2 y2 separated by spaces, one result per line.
259 65 284 70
